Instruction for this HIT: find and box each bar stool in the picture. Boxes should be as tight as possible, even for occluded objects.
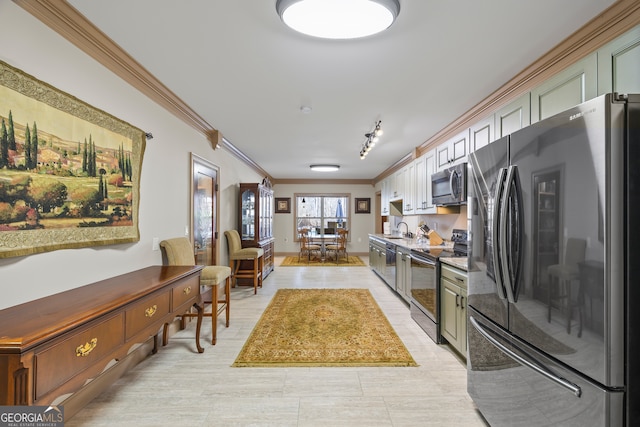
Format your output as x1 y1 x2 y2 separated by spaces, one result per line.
224 230 263 294
160 237 231 345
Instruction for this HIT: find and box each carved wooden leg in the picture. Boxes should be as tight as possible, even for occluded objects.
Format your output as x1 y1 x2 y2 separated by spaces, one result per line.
162 323 169 346
152 333 159 354
193 301 204 353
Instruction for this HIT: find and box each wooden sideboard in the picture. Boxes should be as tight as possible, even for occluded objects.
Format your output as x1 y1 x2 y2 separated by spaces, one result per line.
0 265 204 408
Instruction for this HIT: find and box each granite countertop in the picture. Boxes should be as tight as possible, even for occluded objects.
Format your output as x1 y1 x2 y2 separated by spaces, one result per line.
368 233 454 251
440 257 468 272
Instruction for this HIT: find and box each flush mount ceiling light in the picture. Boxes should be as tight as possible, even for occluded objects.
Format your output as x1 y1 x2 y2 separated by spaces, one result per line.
276 0 400 40
310 164 340 172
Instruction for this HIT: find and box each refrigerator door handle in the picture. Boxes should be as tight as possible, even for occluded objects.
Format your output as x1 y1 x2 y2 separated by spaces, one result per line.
500 165 520 303
510 166 525 301
492 168 508 300
470 316 582 397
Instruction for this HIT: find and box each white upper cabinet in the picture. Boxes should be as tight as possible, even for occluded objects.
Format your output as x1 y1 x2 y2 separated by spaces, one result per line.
390 168 404 201
494 93 531 139
403 161 416 215
380 177 390 216
531 52 597 123
468 115 494 154
415 149 436 214
597 24 640 95
436 130 469 171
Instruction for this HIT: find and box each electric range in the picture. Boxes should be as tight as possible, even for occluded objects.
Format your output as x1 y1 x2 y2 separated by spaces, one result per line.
409 229 467 343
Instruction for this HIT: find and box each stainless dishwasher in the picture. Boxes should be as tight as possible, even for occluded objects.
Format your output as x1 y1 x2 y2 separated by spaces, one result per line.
384 242 396 290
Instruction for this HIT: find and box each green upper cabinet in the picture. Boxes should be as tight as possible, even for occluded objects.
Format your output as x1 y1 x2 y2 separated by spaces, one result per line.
468 115 494 154
597 24 640 95
494 93 531 139
530 52 598 123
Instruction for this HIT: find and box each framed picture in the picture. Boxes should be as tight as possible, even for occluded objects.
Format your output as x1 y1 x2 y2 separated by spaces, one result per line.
0 60 146 258
275 197 291 213
355 198 371 214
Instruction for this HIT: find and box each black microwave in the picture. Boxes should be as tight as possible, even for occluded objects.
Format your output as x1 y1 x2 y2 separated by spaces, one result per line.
431 163 467 206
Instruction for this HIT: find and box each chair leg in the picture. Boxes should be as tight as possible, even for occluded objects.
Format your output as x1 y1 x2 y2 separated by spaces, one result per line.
547 275 552 323
565 279 572 335
224 276 230 327
211 284 218 345
230 260 240 288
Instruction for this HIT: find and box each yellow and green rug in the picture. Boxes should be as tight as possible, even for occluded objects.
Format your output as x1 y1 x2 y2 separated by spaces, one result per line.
232 288 417 367
280 255 366 266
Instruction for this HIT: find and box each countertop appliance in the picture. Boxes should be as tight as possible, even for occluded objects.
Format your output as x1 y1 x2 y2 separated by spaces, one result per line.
410 229 467 343
467 93 639 426
431 162 467 206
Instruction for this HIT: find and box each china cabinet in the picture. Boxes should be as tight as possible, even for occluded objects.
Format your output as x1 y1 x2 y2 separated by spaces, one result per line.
238 180 275 280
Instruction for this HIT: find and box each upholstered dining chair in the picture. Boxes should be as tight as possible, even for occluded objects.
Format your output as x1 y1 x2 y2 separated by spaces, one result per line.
547 237 587 334
298 228 321 263
160 237 231 345
224 229 263 294
325 228 348 265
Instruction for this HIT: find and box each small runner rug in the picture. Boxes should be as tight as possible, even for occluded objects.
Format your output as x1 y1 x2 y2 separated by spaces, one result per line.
280 255 366 266
232 288 417 367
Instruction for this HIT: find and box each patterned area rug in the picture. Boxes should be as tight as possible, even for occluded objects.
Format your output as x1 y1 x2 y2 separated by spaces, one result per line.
232 288 418 367
280 255 366 266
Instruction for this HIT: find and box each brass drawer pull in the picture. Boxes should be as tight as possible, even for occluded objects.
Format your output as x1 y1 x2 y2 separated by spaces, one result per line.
145 304 158 317
183 286 192 295
76 338 98 357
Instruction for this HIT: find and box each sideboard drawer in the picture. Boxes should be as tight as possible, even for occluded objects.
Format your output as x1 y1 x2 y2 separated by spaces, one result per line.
172 275 200 310
35 313 124 401
125 291 170 340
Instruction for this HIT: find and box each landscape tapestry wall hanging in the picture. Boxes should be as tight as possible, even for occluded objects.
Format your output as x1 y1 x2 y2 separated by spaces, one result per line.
0 60 146 258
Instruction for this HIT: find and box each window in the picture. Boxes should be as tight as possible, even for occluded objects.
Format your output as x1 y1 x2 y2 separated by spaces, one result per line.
295 194 349 240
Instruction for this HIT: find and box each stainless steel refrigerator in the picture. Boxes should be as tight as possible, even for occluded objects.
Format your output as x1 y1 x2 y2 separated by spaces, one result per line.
466 93 639 426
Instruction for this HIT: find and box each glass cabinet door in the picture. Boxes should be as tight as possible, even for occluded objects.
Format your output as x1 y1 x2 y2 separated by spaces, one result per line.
241 189 255 241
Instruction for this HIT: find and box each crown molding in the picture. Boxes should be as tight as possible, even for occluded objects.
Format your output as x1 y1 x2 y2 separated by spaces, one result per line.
273 178 375 186
13 0 272 181
414 0 640 159
14 0 639 185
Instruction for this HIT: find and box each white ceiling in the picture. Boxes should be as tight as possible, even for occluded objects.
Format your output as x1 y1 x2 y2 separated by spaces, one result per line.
67 0 615 180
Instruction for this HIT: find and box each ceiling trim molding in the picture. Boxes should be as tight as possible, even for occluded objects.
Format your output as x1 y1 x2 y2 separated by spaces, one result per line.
273 178 375 186
14 0 639 185
414 0 640 159
13 0 272 181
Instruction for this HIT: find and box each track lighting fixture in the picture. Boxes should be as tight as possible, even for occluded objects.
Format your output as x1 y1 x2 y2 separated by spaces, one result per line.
360 120 383 159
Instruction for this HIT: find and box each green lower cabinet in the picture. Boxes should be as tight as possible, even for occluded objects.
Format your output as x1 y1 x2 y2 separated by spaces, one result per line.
440 264 468 358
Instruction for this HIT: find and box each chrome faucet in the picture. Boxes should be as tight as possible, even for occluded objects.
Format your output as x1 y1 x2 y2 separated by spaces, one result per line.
397 221 411 238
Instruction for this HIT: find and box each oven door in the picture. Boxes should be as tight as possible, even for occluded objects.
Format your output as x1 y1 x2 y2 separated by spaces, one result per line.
410 253 440 342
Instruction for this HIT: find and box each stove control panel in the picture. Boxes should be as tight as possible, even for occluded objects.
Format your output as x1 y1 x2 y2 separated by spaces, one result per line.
451 229 467 243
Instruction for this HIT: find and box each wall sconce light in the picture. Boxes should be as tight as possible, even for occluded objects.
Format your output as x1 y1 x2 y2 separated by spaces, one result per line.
360 120 383 159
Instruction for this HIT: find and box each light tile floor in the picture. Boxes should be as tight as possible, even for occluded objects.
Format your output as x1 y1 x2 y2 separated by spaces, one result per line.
66 256 489 427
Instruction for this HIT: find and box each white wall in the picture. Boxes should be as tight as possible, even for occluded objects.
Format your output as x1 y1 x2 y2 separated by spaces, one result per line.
0 3 262 309
273 183 376 254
